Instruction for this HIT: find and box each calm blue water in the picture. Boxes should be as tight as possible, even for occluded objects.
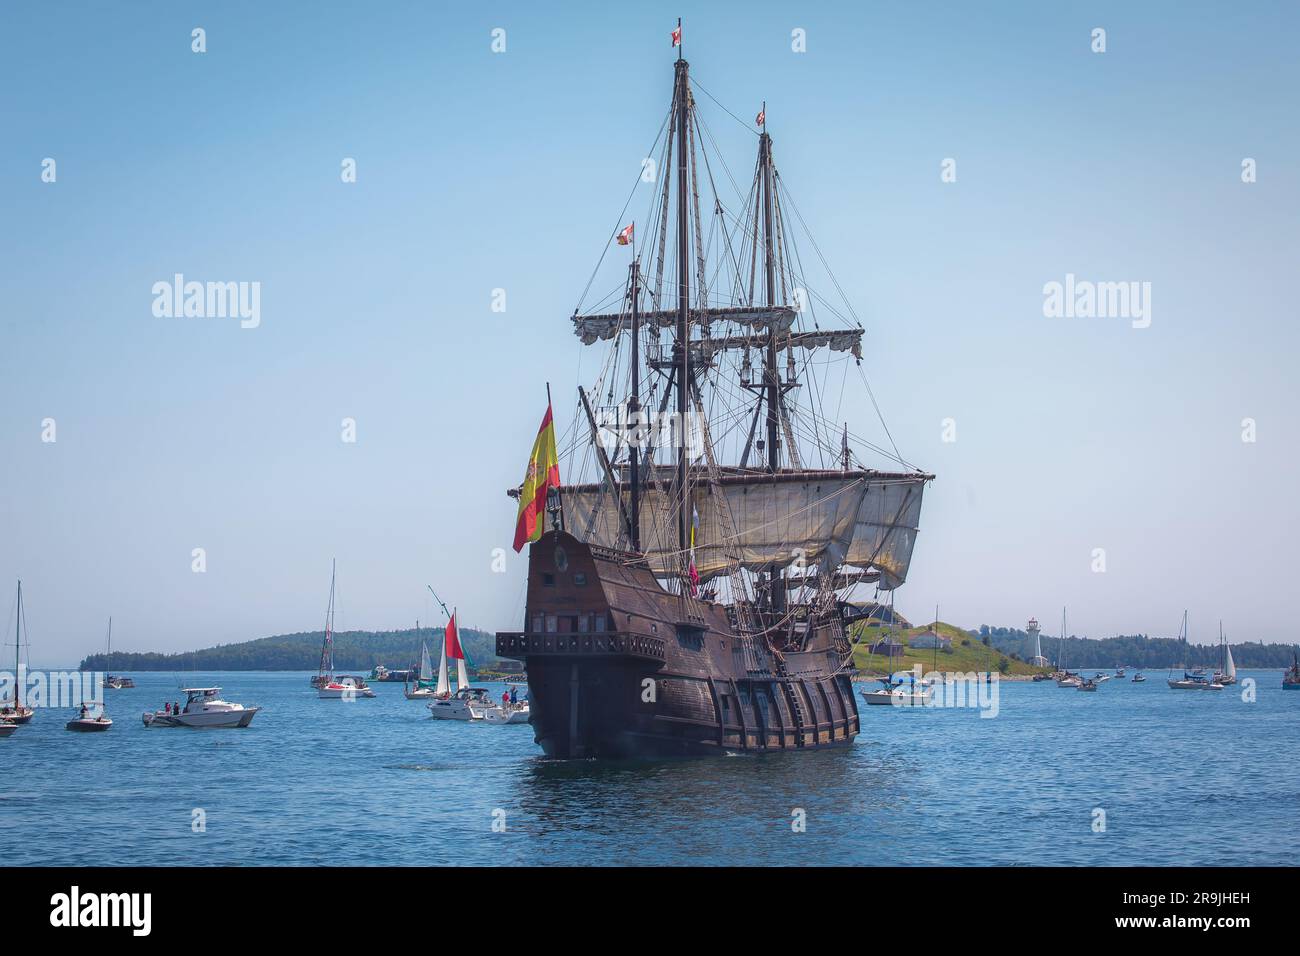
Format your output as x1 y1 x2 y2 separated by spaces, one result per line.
2 670 1296 866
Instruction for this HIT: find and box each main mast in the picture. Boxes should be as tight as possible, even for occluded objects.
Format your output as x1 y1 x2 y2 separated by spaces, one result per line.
673 53 691 573
628 259 641 553
759 112 786 612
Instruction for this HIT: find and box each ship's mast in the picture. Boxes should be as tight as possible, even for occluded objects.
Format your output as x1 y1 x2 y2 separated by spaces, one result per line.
673 55 691 569
759 111 786 612
628 259 642 553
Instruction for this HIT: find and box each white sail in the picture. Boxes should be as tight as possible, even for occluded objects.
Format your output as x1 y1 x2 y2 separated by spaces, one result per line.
456 657 469 690
1225 644 1236 680
562 470 926 587
418 641 433 681
435 639 450 697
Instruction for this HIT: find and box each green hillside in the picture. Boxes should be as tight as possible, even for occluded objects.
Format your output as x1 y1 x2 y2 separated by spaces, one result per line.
78 625 499 672
852 621 1047 677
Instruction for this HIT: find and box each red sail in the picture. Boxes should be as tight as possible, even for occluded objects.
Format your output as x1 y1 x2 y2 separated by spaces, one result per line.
445 613 465 660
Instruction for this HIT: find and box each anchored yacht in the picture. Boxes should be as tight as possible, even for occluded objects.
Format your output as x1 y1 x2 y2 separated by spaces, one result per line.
143 687 260 728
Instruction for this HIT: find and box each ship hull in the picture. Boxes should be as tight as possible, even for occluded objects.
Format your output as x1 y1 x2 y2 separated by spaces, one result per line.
497 531 860 759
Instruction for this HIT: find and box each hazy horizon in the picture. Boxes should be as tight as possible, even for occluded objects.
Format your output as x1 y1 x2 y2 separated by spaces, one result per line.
3 2 1297 665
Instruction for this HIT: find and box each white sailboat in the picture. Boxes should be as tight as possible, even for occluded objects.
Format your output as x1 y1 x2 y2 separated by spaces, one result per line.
404 630 439 699
1168 610 1223 690
1213 621 1237 686
1055 607 1082 687
426 609 483 719
101 617 134 689
315 560 376 700
1 580 34 725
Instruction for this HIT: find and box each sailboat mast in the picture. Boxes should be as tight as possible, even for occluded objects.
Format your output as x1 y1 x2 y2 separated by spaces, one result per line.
673 54 691 567
14 580 21 708
321 559 336 677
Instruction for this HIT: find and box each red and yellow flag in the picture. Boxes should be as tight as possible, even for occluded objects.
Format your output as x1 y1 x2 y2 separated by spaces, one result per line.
512 402 561 552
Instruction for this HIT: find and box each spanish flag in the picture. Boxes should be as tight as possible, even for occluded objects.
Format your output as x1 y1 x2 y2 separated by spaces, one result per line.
512 402 562 552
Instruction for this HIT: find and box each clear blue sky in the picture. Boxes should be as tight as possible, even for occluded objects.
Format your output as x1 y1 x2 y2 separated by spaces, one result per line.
2 1 1297 665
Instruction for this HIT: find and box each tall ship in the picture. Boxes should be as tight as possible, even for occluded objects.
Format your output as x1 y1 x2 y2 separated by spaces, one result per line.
496 31 933 758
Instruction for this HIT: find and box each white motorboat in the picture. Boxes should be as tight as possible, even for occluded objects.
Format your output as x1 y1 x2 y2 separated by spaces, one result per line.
67 703 113 732
860 673 933 707
0 719 16 738
143 687 261 727
319 676 377 699
427 686 494 721
1077 678 1099 692
481 699 531 724
1056 673 1082 688
1168 675 1224 690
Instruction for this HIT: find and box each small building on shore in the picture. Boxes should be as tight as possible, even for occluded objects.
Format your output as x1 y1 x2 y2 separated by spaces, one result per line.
868 638 905 659
909 631 952 650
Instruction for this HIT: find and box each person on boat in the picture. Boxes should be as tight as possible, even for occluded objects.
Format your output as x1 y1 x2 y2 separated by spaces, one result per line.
501 690 510 709
509 685 517 705
164 702 171 715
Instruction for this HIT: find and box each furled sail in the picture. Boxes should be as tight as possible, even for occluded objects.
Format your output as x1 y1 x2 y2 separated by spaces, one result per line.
572 305 798 345
561 469 927 586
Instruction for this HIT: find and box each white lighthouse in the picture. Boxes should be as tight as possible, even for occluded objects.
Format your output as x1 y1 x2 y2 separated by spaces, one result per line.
1027 617 1049 667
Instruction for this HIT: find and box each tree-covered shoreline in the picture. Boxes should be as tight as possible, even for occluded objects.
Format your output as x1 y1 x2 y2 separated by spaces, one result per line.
981 625 1297 669
79 626 499 672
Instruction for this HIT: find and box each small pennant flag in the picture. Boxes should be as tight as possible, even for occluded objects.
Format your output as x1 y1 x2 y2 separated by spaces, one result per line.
616 222 634 246
756 109 765 127
671 24 681 47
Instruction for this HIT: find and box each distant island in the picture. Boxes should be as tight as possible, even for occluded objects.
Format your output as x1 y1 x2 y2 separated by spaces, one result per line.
852 621 1042 676
78 625 501 673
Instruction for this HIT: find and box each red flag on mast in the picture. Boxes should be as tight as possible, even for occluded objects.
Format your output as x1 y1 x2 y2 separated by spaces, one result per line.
616 222 634 246
671 23 681 47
